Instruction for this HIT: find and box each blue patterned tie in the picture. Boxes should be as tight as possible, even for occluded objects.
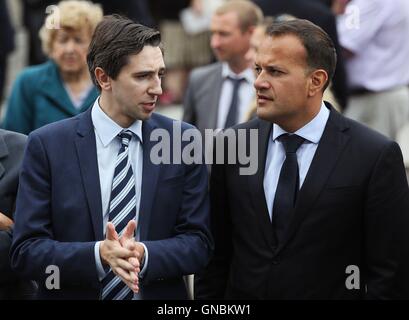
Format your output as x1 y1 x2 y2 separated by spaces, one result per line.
102 130 136 300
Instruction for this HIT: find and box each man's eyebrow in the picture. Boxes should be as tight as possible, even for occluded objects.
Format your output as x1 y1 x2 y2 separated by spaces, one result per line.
253 63 282 69
266 64 286 72
132 67 166 75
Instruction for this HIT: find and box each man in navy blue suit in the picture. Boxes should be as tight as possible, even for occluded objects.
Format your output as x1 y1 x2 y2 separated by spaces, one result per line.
11 15 213 300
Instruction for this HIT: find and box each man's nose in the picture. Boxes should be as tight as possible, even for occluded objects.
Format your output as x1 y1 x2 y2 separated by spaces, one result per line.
149 76 163 96
210 35 220 49
254 73 269 90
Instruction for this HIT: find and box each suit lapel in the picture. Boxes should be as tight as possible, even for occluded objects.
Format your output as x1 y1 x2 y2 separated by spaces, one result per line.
277 106 350 252
74 108 104 240
247 119 276 248
0 134 8 180
138 119 160 241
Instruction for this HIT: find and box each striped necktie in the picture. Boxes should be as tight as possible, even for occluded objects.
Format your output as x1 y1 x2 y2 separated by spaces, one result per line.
102 130 136 300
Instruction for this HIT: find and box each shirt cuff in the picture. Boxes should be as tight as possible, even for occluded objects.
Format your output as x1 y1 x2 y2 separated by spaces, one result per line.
94 241 108 282
139 243 148 278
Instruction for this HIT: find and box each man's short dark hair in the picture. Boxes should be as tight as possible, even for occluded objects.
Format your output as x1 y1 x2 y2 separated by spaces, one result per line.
87 15 162 90
266 19 337 91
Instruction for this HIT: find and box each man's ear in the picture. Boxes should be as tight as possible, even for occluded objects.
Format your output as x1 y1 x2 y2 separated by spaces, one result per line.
95 67 111 91
308 69 328 97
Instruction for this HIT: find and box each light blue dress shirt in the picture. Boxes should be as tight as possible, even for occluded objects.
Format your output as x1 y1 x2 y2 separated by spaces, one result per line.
91 98 148 288
263 102 330 221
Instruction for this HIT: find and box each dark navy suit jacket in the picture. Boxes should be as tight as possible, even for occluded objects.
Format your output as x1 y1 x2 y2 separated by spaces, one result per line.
10 108 213 299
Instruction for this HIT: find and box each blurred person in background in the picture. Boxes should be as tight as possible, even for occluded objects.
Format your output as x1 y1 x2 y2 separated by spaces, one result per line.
2 0 102 135
151 0 218 105
337 0 409 140
183 0 263 132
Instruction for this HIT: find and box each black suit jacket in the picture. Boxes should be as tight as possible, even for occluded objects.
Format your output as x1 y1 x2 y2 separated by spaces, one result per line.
252 0 348 109
195 104 409 299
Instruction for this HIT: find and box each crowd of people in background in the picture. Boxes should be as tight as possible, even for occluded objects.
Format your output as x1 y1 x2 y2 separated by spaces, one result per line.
1 1 409 158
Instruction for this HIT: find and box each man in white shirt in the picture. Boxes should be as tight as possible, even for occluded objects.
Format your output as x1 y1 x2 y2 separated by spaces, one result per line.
183 0 263 132
337 0 409 139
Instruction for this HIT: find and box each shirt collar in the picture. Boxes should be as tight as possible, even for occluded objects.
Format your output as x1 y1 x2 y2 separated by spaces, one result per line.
91 98 143 147
272 101 330 144
222 62 255 83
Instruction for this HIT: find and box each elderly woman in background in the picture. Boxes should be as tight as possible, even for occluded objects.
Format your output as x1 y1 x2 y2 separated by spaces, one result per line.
2 0 103 134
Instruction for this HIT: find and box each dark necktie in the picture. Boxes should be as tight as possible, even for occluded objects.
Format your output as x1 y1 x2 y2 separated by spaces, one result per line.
272 134 305 244
102 130 136 300
224 77 245 128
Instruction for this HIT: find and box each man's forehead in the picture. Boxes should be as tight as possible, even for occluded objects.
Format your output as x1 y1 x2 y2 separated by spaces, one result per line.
127 47 165 69
211 11 240 27
132 46 163 59
257 35 306 63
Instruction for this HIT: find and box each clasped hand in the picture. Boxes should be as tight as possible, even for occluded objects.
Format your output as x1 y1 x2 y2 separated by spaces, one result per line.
99 220 144 293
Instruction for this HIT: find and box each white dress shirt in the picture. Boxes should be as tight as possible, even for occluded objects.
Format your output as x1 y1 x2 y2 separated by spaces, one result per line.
216 63 255 128
264 102 330 221
337 0 409 91
91 99 148 289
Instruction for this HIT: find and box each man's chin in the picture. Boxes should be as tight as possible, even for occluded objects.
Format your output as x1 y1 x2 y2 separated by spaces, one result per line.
213 52 225 61
257 108 282 123
139 111 153 121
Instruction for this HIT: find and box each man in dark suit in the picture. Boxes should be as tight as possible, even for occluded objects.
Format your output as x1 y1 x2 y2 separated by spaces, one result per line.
252 0 348 110
195 19 409 299
11 16 212 300
0 129 34 299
